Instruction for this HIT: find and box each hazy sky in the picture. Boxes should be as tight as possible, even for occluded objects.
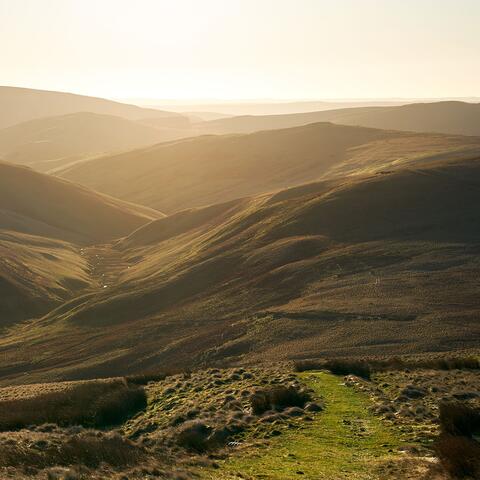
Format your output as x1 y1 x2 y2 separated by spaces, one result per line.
1 0 479 100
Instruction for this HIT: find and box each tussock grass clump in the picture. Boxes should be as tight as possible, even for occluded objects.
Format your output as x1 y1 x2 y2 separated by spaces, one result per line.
435 434 480 479
293 359 324 372
439 402 480 437
294 358 371 379
434 402 480 478
0 432 143 469
0 380 147 430
324 360 371 380
250 385 311 415
175 420 212 452
295 355 479 377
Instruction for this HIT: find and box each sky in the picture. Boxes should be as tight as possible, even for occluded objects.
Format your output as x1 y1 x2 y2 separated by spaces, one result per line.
1 0 479 101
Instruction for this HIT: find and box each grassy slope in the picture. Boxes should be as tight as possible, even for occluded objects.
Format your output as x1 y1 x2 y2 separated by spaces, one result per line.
0 231 91 325
207 372 405 480
0 161 161 244
56 122 480 213
0 155 479 382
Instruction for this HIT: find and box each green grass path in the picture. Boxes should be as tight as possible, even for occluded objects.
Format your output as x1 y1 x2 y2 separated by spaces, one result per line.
204 372 403 479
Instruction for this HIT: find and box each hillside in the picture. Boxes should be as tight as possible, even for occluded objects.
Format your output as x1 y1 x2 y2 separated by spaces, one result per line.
199 101 480 137
0 86 185 129
0 112 194 172
0 161 161 244
1 154 479 382
56 122 480 213
0 231 91 325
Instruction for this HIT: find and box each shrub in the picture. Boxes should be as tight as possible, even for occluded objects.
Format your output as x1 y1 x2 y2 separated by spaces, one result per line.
435 434 480 479
61 433 142 468
293 360 324 372
439 402 480 437
324 360 371 380
294 358 371 379
250 386 311 415
175 421 212 452
0 432 143 469
0 380 147 431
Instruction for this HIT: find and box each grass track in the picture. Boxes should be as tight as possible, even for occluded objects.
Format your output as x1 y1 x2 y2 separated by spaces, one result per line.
203 372 404 479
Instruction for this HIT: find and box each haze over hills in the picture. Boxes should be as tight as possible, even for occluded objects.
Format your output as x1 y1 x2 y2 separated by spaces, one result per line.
199 101 480 137
145 99 409 116
0 112 194 172
56 122 480 213
0 86 185 129
0 161 161 244
0 153 479 382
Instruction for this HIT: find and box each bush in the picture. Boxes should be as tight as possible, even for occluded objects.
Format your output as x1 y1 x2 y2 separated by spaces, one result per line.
294 358 371 379
293 360 324 372
250 386 311 415
175 421 212 452
0 432 143 469
324 360 371 380
435 434 480 479
0 380 147 430
61 433 142 468
439 402 480 437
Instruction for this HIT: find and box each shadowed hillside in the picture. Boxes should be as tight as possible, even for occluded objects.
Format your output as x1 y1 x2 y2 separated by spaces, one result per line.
0 86 185 129
0 112 194 172
0 231 91 325
1 154 479 382
0 161 161 244
199 101 480 137
56 122 480 213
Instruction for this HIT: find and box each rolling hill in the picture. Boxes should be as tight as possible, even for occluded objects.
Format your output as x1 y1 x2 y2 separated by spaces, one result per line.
56 122 480 213
0 230 91 325
0 161 163 325
0 153 479 382
199 101 480 137
0 86 185 129
0 161 161 244
0 112 194 172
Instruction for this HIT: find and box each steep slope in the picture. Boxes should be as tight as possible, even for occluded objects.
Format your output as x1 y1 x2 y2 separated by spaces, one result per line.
0 231 91 325
0 161 161 244
1 154 479 382
200 101 480 137
56 122 480 213
0 112 193 172
0 86 185 129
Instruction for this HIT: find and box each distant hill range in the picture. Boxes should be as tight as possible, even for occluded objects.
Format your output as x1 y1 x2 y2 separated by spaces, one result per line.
0 112 193 172
199 101 480 137
0 86 185 129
